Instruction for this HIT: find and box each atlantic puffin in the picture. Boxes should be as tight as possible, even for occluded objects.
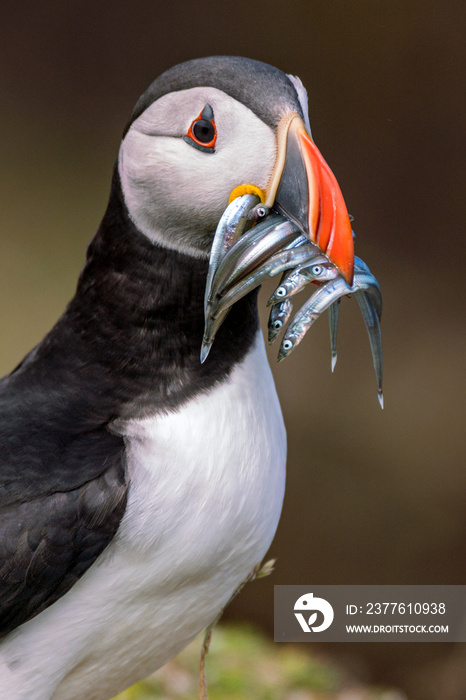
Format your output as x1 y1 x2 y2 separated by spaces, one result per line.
0 56 355 699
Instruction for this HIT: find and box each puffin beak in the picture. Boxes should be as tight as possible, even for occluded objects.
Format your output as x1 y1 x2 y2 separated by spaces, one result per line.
265 113 354 285
203 112 382 403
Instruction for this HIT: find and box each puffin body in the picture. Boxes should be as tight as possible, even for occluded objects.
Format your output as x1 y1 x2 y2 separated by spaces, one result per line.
0 57 355 699
0 333 285 700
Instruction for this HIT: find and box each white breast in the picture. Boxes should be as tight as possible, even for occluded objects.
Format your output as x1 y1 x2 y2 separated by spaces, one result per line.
0 332 286 700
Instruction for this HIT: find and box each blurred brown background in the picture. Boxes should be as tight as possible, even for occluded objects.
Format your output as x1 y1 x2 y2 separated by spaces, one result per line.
0 1 465 698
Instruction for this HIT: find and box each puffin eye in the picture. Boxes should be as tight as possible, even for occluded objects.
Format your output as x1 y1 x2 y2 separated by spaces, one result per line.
193 120 215 143
184 104 217 153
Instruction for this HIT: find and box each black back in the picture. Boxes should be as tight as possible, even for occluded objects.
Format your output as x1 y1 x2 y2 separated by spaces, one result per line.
0 167 259 635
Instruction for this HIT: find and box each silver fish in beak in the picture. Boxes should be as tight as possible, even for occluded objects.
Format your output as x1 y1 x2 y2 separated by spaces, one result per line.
201 119 383 406
268 298 294 344
201 202 304 362
203 193 261 315
266 258 340 306
277 263 383 407
328 299 341 373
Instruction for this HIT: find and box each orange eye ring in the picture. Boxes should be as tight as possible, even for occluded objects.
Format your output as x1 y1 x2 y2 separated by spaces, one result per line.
184 104 217 153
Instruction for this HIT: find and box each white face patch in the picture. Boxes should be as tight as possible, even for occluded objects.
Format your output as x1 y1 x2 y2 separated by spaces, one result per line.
119 87 277 258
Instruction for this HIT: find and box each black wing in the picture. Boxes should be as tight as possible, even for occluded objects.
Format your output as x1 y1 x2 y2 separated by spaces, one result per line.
0 361 128 637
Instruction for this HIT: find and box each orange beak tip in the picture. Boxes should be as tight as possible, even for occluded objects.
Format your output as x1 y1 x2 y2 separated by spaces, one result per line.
268 113 355 285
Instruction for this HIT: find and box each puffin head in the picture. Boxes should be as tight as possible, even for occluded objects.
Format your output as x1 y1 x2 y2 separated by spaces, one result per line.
118 56 354 283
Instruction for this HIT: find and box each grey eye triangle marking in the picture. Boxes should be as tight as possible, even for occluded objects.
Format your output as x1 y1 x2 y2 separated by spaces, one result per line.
201 104 214 121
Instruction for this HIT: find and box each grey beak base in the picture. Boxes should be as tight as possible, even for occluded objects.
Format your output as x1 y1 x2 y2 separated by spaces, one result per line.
273 126 309 237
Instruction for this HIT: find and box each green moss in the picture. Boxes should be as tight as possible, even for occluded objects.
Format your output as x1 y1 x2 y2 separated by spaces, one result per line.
111 623 396 700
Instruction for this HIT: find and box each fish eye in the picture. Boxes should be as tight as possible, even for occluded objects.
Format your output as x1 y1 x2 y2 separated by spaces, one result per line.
276 287 287 297
272 320 283 330
282 339 293 351
311 265 322 276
